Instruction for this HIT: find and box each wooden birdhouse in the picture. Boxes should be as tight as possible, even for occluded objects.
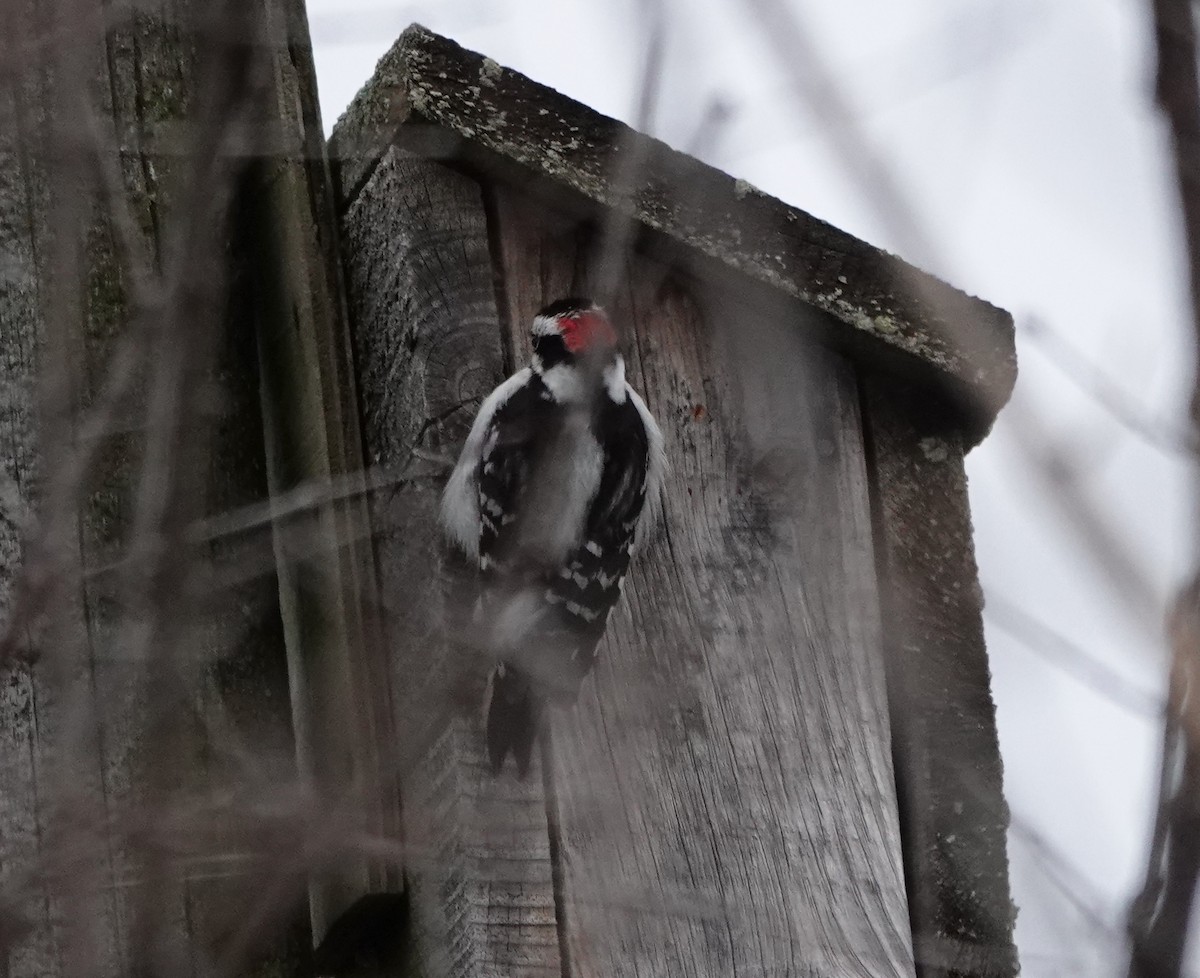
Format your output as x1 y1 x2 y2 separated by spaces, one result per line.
0 0 1016 972
314 24 1019 978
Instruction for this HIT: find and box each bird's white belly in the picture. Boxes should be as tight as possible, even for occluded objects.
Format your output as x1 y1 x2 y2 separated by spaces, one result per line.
518 410 603 567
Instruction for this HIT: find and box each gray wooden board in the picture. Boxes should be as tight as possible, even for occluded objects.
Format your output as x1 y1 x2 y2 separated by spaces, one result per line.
0 2 318 974
0 27 69 975
0 7 149 973
861 383 1017 978
250 0 404 939
340 148 562 978
489 191 915 978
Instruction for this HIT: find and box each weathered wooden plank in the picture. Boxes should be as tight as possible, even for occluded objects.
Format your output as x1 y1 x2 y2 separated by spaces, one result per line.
0 2 333 974
340 148 562 978
87 5 317 971
180 182 312 976
489 190 915 978
0 4 142 973
0 26 70 973
861 381 1017 978
249 0 403 941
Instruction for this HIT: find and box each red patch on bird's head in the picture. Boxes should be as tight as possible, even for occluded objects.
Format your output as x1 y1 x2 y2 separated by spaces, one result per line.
558 310 618 353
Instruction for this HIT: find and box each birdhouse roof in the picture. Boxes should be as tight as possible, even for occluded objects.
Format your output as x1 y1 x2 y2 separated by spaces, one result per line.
330 24 1015 443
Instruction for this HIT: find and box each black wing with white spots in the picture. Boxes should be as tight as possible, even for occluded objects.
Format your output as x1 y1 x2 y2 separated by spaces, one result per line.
539 396 650 689
480 396 648 671
476 380 555 578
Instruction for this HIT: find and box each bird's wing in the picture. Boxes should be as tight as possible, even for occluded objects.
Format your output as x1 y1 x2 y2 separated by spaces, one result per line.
440 367 533 560
536 396 652 691
476 379 552 578
627 386 667 547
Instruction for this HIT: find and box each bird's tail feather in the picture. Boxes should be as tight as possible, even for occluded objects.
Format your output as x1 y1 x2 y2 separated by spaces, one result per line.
484 663 542 777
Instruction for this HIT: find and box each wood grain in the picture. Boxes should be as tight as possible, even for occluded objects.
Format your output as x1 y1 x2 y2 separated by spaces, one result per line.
861 382 1017 978
0 5 185 972
489 190 915 978
0 2 339 974
340 149 562 978
250 0 403 941
0 17 64 973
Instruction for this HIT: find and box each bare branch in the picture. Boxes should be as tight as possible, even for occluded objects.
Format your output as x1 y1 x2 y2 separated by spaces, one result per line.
1128 0 1200 974
985 591 1164 717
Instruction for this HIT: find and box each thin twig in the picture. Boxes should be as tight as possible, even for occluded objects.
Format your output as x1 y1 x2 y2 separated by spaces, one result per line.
1021 316 1198 458
985 591 1164 717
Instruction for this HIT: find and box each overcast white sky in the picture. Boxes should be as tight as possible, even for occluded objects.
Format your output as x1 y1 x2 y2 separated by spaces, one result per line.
305 1 1196 973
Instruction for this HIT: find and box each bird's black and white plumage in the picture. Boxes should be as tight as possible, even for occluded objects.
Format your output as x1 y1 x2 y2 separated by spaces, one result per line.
440 298 666 775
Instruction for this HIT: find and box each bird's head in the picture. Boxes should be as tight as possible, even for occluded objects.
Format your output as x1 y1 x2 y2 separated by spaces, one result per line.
530 297 619 374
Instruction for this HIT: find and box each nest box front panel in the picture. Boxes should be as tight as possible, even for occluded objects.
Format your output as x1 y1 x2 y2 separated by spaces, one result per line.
487 187 913 978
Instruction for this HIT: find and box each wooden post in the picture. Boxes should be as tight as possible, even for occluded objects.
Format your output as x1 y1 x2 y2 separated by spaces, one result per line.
861 382 1018 978
248 0 403 941
332 24 1015 978
0 0 388 972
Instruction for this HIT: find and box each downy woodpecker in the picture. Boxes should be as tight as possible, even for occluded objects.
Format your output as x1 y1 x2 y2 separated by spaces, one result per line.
440 298 666 775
